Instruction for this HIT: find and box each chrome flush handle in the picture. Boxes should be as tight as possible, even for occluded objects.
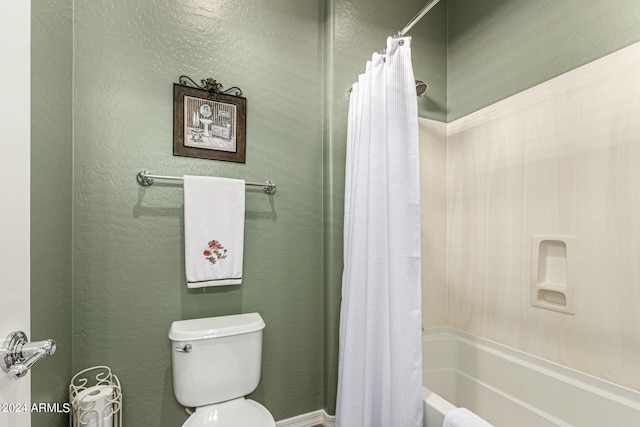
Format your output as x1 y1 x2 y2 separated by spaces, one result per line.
175 344 192 353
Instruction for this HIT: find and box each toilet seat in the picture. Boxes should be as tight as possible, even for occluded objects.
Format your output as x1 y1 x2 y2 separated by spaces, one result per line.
183 398 275 427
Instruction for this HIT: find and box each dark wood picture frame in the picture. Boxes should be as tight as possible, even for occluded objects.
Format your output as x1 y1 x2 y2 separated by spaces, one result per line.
173 83 246 163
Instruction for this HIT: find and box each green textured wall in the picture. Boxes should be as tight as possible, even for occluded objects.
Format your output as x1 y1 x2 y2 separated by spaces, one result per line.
31 0 73 426
322 0 447 415
72 0 323 424
447 0 640 121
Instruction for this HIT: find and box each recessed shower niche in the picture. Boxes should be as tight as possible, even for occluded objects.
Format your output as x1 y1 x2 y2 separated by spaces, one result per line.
530 235 576 314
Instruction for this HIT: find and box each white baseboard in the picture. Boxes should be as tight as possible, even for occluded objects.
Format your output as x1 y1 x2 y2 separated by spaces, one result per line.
276 409 335 427
323 410 336 427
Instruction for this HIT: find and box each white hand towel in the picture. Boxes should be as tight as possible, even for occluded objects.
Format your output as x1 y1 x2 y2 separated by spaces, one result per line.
443 408 494 427
184 176 245 288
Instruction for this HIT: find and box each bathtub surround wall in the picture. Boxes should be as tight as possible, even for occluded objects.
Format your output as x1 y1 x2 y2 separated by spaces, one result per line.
446 40 640 392
443 0 640 393
418 119 447 328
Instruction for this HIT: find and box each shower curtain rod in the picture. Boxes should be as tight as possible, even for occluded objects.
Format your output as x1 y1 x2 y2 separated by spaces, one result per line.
346 0 440 98
136 171 277 194
396 0 441 38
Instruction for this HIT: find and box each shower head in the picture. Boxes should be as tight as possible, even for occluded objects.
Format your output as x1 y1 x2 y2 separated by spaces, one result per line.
415 80 428 97
346 80 429 98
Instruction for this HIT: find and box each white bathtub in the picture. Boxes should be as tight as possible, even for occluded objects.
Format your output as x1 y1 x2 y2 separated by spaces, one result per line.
422 327 640 427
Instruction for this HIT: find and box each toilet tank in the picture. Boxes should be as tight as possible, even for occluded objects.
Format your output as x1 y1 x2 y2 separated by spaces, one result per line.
169 313 266 408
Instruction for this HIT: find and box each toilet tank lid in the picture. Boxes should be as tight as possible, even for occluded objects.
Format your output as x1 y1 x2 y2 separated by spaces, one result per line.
169 313 265 341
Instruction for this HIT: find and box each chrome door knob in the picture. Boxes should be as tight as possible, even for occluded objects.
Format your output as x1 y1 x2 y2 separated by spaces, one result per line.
0 331 56 380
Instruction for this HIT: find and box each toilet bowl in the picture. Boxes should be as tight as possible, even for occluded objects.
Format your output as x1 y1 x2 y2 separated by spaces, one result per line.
183 398 274 427
169 313 275 427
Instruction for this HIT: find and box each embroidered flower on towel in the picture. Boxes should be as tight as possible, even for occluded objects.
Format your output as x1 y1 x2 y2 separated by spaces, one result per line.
203 240 228 264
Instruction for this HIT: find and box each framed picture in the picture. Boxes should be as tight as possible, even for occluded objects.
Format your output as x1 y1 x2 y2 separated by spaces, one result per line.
173 83 246 163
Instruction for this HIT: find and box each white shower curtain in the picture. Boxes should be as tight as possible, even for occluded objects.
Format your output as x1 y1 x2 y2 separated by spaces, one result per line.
336 37 423 427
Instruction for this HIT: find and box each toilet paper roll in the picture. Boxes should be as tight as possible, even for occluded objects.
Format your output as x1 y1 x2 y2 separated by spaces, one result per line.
73 385 114 427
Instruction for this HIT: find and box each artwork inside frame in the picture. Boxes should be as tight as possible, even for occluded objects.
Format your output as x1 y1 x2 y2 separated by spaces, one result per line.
173 82 246 163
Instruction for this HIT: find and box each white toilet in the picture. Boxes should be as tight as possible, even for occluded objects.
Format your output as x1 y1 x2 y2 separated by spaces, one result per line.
168 312 276 426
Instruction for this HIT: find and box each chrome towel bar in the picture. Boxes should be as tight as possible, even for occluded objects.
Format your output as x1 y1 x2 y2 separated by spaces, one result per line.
136 171 277 195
